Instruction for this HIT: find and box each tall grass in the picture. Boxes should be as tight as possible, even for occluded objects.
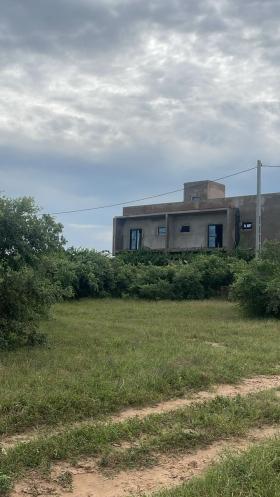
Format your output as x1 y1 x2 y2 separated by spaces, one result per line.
0 299 280 435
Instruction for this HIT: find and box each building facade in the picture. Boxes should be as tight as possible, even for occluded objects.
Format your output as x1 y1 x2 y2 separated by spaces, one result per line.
113 180 280 253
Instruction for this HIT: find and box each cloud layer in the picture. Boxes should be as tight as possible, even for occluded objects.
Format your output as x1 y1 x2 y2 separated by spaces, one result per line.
1 0 280 249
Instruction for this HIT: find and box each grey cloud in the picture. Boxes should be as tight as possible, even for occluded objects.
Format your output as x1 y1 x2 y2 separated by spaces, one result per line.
0 0 225 59
1 0 280 250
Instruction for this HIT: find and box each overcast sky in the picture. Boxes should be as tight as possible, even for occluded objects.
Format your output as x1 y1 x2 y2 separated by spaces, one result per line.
1 0 280 250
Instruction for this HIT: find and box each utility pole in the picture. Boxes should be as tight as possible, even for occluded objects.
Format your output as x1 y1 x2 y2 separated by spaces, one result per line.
255 160 262 257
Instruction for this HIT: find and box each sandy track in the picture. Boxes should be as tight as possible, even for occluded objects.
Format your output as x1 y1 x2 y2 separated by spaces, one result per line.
113 374 280 421
2 374 280 449
12 425 280 497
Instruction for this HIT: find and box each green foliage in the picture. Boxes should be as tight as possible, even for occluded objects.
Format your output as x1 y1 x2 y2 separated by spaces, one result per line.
49 251 237 301
65 248 115 298
169 265 204 299
231 246 255 262
0 473 12 495
0 265 58 350
116 255 235 300
0 196 65 269
0 195 65 349
117 249 228 266
232 241 280 317
192 255 234 297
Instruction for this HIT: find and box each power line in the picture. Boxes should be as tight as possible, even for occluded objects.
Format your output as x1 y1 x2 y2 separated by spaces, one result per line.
47 166 256 216
48 187 185 215
213 166 256 182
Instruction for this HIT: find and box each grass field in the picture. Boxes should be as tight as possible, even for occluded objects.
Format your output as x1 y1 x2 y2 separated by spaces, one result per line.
1 298 280 496
1 299 280 437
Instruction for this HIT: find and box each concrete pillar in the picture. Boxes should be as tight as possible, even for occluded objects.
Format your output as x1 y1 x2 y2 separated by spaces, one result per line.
165 213 170 252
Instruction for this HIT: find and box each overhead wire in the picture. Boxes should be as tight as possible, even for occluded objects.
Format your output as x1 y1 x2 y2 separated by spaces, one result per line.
48 165 257 216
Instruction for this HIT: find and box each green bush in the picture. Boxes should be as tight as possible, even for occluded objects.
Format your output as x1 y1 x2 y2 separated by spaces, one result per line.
0 196 65 269
66 249 115 298
0 265 57 349
232 241 280 317
192 255 234 297
0 195 65 349
0 473 12 494
114 263 204 300
171 265 205 299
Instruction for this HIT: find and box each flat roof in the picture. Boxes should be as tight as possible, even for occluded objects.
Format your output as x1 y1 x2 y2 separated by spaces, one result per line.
115 207 230 220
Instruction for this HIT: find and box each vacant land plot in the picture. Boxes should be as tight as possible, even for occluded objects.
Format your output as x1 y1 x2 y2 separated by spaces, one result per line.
1 299 280 437
1 299 280 496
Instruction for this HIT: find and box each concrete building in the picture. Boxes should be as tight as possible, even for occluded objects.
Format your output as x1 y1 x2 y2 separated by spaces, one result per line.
113 180 280 253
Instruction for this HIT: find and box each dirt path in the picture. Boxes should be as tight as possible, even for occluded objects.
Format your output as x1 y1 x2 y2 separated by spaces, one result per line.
2 374 280 450
12 425 280 497
113 374 280 421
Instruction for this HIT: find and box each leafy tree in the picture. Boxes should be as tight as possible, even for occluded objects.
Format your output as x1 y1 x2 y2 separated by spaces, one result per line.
0 196 65 349
0 196 65 269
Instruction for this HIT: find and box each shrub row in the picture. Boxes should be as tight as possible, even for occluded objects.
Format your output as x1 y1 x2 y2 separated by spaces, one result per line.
51 243 280 317
50 249 237 301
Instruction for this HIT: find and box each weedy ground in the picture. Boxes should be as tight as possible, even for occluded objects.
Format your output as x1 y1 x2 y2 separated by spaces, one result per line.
1 299 280 496
1 299 280 436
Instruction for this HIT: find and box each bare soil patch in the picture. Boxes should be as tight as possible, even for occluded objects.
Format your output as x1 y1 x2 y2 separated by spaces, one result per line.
113 374 280 421
12 425 280 497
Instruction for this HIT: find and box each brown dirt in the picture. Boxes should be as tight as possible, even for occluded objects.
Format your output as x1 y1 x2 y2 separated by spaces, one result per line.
2 374 280 450
113 374 280 421
12 425 280 497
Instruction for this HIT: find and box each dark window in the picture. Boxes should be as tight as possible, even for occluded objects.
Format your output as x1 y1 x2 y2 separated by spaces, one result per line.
130 229 142 250
242 222 253 230
208 224 223 248
191 196 200 201
180 225 190 233
158 226 167 236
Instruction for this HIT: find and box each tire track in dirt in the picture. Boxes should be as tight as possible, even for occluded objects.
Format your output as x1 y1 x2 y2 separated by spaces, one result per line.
2 374 280 449
12 425 280 497
113 374 280 421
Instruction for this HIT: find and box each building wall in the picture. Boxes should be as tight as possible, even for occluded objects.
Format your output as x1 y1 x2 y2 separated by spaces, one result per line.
113 209 237 252
231 193 280 249
114 192 280 253
120 215 166 251
168 211 228 250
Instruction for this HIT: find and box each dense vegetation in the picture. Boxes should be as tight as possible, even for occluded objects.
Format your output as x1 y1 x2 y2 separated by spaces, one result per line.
1 193 280 349
51 243 280 317
53 248 237 300
232 241 280 317
0 196 65 349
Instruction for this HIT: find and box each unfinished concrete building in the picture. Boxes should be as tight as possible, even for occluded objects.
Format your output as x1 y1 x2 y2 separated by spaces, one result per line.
113 180 280 253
